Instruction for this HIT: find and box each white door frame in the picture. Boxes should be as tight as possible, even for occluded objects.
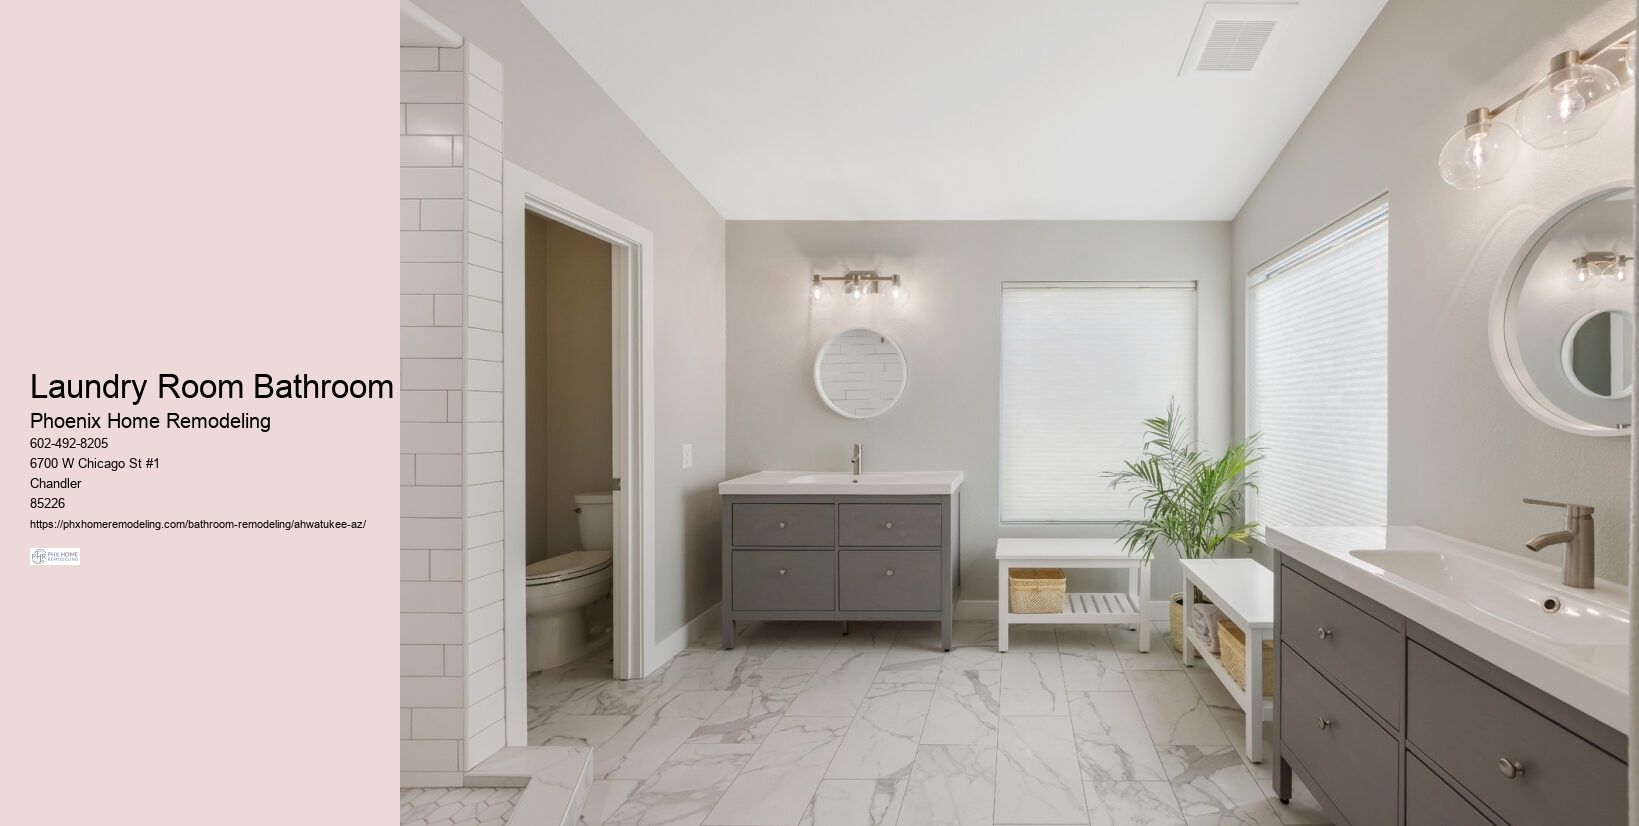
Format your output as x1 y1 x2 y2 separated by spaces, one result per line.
502 161 657 744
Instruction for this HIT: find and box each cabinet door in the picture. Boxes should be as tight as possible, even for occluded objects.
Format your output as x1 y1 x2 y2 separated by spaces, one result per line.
1406 754 1495 826
731 503 835 547
731 550 836 611
1407 642 1625 826
1280 644 1399 826
838 504 942 547
1280 565 1403 728
838 550 941 611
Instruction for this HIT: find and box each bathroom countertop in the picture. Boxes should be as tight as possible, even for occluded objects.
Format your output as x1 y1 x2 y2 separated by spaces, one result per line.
718 470 963 496
1266 524 1629 733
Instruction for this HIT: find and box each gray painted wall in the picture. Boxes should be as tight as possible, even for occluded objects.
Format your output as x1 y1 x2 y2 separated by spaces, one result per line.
1232 0 1635 582
417 0 727 638
725 221 1233 601
525 214 613 565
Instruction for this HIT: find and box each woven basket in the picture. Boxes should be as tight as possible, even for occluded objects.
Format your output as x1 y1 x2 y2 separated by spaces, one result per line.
1008 568 1066 614
1218 619 1273 697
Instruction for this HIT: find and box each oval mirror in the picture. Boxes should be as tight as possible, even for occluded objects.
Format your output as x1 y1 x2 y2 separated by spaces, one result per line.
814 328 907 418
1562 310 1636 399
1493 187 1634 434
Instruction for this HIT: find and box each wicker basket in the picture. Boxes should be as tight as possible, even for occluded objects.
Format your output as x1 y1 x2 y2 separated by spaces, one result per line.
1218 619 1273 697
1008 568 1066 614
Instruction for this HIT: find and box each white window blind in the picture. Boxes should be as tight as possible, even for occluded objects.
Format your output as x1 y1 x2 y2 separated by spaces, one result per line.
1249 204 1388 529
1000 283 1197 522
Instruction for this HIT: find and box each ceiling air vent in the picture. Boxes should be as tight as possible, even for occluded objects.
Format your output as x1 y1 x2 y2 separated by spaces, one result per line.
1180 2 1295 76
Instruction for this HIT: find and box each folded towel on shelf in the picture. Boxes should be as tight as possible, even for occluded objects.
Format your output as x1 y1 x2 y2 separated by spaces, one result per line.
1192 603 1226 654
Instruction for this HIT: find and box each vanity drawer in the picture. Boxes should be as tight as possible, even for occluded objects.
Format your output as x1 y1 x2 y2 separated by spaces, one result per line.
1406 642 1625 826
1280 565 1403 727
731 503 835 547
730 550 836 611
1280 644 1398 826
838 550 942 611
1406 753 1495 826
838 503 942 547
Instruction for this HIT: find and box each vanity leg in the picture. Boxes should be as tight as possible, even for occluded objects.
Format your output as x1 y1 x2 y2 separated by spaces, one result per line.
723 617 735 650
941 613 952 652
1276 755 1293 804
841 621 850 636
1180 579 1195 665
1245 626 1264 763
996 564 1009 653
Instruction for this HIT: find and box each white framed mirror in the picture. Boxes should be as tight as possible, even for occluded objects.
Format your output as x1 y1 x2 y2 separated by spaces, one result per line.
814 328 907 418
1491 186 1634 434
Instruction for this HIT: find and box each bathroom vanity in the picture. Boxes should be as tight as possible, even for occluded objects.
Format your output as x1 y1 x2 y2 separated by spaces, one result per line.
718 471 962 650
1268 526 1628 826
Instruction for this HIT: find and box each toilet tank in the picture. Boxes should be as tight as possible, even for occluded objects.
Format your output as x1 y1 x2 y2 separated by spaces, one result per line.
574 491 614 551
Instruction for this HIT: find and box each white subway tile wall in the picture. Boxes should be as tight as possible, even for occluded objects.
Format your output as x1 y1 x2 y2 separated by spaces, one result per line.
461 43 506 775
400 42 508 787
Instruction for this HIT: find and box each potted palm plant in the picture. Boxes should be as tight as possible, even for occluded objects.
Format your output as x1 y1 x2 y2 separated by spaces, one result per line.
1106 401 1262 652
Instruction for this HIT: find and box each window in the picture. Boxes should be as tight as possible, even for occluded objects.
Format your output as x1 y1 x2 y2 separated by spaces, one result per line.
999 283 1197 522
1249 201 1388 528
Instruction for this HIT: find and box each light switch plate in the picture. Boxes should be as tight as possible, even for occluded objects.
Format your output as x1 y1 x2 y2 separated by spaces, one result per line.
681 443 693 469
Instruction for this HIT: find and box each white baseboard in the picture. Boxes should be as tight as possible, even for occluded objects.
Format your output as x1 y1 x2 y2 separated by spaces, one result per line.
655 601 722 664
954 599 1172 622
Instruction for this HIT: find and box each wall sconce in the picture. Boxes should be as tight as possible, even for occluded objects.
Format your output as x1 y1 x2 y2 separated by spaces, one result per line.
809 270 909 305
1439 23 1635 189
1568 251 1633 286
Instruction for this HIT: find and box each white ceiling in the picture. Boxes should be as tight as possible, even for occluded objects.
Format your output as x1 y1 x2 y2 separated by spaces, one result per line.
521 1 1387 220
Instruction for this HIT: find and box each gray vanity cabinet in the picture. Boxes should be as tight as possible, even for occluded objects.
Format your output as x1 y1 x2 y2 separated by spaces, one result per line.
1275 554 1627 826
722 493 959 650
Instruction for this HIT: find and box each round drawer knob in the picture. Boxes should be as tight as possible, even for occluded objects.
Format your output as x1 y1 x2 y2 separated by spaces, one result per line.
885 521 894 529
778 522 787 529
1317 627 1333 640
778 569 787 576
1317 718 1331 730
1498 759 1524 779
885 569 895 576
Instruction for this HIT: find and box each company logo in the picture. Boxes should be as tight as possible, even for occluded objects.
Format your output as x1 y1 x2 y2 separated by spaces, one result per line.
29 548 79 566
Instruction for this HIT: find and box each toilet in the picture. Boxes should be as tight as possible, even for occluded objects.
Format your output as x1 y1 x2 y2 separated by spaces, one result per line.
525 491 615 672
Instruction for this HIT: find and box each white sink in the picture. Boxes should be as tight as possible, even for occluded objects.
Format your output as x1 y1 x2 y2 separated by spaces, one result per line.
719 470 963 496
1268 525 1630 732
1348 549 1628 647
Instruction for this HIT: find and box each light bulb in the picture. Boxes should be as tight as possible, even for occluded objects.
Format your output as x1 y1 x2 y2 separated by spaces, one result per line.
1517 51 1620 148
887 275 908 304
1548 75 1588 124
1438 108 1520 189
846 280 865 301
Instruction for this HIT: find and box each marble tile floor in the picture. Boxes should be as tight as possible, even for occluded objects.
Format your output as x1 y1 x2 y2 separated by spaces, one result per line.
401 787 522 826
530 620 1330 826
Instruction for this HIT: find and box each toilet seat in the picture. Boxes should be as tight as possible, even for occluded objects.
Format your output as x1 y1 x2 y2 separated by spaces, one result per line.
525 550 613 585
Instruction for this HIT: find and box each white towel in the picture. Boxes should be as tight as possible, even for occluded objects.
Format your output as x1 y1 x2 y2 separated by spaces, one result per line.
1192 603 1226 654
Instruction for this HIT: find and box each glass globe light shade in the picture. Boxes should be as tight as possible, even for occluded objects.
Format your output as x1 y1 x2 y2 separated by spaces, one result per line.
1438 108 1521 189
1516 51 1622 148
1566 257 1599 289
887 275 909 305
1628 37 1637 82
809 275 831 305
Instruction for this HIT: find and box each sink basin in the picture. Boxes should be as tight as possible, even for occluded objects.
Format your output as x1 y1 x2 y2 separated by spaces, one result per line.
1348 549 1628 647
719 470 963 496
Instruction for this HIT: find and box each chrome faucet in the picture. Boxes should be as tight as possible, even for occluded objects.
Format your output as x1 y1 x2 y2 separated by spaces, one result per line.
851 443 863 476
1523 498 1596 589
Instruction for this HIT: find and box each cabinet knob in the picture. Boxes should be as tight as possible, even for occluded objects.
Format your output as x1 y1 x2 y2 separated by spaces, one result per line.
885 569 895 576
1317 627 1332 640
1317 718 1331 730
778 522 787 529
778 569 787 576
1498 758 1524 779
885 521 894 529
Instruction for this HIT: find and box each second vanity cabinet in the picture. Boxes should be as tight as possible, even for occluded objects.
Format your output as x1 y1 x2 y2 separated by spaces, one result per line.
1275 553 1627 826
721 493 959 650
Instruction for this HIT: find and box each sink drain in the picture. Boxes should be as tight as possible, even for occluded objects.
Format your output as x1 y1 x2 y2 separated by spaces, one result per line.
1541 597 1563 613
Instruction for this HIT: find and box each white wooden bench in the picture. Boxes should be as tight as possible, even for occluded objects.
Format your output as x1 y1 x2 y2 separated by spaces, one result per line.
995 538 1150 653
1179 558 1275 762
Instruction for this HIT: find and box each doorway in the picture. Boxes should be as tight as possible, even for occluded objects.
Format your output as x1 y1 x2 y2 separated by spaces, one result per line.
503 163 657 747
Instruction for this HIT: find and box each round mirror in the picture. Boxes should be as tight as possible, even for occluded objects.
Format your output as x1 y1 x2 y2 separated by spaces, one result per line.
814 328 907 418
1492 187 1634 434
1562 310 1636 398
